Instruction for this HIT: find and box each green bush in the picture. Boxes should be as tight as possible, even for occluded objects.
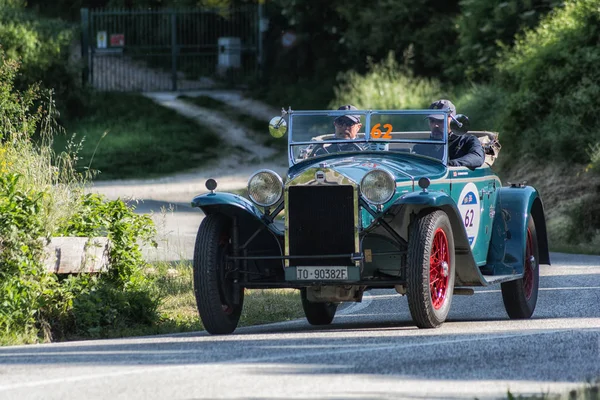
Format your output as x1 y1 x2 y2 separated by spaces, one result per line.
57 193 157 287
452 0 559 81
0 58 41 141
495 0 600 164
0 174 55 337
559 189 600 250
0 51 159 343
0 4 83 119
453 83 507 132
335 0 460 79
52 194 159 339
331 53 444 110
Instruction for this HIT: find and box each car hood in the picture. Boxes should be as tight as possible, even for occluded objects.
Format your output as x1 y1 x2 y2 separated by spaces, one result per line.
286 153 447 188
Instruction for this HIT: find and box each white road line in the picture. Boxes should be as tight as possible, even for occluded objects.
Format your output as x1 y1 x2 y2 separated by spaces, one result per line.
475 287 600 294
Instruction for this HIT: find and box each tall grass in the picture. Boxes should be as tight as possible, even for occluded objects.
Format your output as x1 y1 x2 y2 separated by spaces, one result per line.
331 53 445 110
2 97 86 236
154 261 304 333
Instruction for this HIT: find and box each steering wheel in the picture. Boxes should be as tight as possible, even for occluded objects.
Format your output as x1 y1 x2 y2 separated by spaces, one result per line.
307 142 365 158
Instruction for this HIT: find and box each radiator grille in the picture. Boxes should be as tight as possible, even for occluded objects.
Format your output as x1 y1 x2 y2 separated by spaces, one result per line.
288 185 355 266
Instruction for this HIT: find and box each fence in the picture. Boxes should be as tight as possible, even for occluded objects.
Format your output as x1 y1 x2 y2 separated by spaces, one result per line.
81 6 262 91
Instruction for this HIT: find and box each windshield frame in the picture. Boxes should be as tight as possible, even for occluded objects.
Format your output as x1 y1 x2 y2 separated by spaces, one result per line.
287 109 449 166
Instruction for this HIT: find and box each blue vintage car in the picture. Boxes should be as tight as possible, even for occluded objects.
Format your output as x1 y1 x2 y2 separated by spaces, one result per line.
191 107 550 335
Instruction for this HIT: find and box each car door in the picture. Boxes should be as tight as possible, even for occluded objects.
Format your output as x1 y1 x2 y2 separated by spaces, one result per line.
450 166 498 265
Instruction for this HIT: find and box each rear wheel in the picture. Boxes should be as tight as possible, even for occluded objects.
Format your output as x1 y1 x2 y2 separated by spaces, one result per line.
300 288 337 325
501 216 539 319
407 210 455 328
193 214 244 334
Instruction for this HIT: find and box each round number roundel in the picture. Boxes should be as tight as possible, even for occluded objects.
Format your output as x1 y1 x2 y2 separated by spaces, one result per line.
457 182 480 248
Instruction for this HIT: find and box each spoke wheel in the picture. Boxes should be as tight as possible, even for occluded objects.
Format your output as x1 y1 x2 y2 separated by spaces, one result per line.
193 214 244 334
300 288 338 325
407 211 455 328
430 228 450 310
501 216 539 319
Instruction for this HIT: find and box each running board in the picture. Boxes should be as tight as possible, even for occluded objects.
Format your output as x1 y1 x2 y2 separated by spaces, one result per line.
453 287 474 295
481 274 520 285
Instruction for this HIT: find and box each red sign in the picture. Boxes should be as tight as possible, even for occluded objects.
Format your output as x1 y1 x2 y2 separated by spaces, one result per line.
110 34 125 47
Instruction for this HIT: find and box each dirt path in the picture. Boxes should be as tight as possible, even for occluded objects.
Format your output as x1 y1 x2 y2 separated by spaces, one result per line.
88 90 288 262
91 90 287 201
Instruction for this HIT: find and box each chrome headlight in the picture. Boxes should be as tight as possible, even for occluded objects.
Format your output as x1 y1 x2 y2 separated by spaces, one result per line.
247 170 283 207
360 169 396 205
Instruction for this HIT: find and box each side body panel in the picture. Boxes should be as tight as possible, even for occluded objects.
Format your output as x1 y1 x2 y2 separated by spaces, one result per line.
486 186 550 275
449 165 502 265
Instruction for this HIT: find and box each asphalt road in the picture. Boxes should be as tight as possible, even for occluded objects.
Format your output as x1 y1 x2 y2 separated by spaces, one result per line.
0 250 598 400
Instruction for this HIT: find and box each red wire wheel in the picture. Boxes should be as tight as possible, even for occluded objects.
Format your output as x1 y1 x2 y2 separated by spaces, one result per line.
522 227 535 300
501 216 540 319
407 211 455 328
430 228 450 310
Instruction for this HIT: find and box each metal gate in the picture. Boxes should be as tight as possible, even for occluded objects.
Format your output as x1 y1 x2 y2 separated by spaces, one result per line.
80 6 261 91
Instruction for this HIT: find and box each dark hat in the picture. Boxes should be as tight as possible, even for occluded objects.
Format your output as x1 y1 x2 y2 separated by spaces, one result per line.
428 99 456 120
335 104 361 124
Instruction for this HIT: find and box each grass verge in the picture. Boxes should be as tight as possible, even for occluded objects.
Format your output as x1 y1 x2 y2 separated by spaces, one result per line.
151 261 304 334
178 94 286 151
505 379 600 399
56 92 223 180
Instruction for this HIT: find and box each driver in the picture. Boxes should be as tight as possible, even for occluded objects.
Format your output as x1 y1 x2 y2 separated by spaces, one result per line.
414 99 484 168
308 105 367 157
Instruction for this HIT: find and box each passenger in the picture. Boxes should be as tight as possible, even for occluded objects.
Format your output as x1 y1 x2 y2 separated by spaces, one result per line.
415 99 485 168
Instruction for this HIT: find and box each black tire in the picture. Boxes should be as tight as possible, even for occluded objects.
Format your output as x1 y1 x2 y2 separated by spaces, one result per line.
407 210 456 328
501 216 539 319
193 214 244 334
300 288 337 325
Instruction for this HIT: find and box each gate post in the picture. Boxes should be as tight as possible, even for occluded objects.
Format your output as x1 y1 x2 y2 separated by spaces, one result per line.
80 8 90 85
257 1 264 81
171 10 178 91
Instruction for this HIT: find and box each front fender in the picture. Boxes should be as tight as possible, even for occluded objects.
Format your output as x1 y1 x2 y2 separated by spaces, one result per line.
394 191 487 286
191 192 283 237
487 186 550 275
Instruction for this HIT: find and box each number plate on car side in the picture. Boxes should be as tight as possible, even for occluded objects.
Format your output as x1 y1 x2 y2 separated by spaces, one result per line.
296 266 348 280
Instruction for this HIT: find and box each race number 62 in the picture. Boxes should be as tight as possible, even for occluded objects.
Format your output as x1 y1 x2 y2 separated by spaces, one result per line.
370 123 392 139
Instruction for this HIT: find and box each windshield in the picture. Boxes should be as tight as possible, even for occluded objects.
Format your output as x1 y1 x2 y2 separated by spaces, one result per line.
288 110 449 165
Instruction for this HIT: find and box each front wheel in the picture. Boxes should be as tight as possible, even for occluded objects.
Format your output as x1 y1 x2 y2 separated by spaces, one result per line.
501 216 539 319
301 288 337 325
407 210 456 328
193 214 244 334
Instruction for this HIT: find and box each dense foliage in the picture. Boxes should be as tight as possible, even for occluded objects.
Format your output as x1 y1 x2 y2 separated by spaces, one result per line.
262 0 460 86
453 0 559 81
335 0 459 78
0 2 85 118
495 0 600 164
0 54 159 343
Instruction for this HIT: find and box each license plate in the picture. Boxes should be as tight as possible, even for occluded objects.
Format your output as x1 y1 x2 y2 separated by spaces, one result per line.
296 266 348 280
